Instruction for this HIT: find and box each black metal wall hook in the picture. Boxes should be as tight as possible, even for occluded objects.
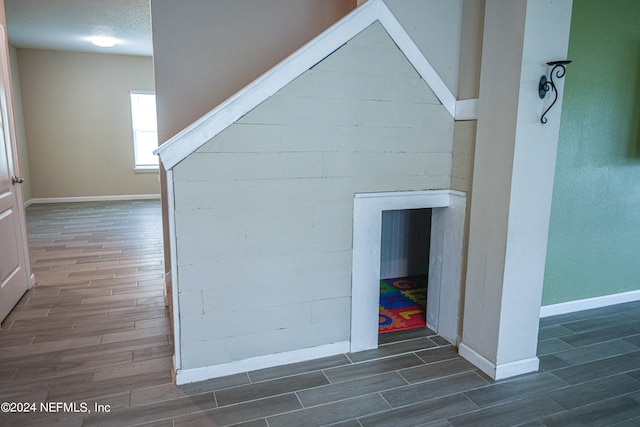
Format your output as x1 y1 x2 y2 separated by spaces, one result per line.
539 60 571 124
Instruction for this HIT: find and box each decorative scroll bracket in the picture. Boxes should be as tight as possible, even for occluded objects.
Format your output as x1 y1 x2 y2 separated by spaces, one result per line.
539 60 571 124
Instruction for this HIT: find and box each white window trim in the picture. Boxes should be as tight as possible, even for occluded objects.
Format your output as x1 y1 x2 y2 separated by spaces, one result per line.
134 166 160 173
130 90 159 171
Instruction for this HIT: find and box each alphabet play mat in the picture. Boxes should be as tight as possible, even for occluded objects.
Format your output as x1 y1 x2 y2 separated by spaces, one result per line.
378 275 427 334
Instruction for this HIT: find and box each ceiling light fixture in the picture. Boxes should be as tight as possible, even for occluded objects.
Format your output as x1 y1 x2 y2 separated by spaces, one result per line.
90 36 117 48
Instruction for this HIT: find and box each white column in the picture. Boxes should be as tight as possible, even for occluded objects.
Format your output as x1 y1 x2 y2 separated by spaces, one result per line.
459 0 573 380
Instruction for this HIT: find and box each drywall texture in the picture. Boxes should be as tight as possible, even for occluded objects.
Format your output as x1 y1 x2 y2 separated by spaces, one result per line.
150 0 355 143
16 49 159 198
543 0 640 305
172 22 454 369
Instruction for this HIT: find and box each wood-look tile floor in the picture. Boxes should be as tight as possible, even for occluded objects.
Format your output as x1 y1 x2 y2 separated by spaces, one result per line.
2 201 640 426
0 200 171 427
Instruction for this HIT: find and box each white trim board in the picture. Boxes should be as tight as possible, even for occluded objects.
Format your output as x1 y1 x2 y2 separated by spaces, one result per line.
351 189 466 353
540 290 640 318
154 0 475 171
175 341 350 385
30 194 160 204
166 170 181 372
455 99 479 121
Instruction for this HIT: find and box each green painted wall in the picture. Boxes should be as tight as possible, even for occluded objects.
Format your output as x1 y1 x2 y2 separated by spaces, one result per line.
543 0 640 305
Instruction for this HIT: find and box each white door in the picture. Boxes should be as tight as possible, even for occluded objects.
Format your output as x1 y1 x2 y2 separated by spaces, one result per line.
0 20 30 324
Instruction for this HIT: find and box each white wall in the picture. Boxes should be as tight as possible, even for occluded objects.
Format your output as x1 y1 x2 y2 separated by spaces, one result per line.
172 23 455 372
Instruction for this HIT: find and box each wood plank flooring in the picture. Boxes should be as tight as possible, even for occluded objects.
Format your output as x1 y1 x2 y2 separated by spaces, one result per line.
0 201 171 427
1 200 640 426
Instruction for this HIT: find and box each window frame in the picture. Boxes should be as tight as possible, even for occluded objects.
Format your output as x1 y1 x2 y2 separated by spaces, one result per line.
130 91 159 172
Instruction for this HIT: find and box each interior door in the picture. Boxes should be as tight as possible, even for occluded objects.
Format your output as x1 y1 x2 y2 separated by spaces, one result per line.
0 19 30 324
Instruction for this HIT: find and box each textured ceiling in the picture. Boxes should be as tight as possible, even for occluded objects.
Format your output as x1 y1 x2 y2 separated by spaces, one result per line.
4 0 153 56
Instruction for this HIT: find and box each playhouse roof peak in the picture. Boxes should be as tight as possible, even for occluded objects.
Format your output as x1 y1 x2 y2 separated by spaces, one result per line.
155 0 473 170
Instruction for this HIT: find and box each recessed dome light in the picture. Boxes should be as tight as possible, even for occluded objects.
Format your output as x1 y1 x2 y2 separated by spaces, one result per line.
90 36 117 48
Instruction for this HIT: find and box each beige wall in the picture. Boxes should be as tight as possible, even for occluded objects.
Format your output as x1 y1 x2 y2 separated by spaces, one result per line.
17 49 158 199
457 0 485 99
150 0 356 143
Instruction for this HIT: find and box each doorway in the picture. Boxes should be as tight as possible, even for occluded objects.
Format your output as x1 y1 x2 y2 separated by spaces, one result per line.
378 208 431 335
351 189 466 353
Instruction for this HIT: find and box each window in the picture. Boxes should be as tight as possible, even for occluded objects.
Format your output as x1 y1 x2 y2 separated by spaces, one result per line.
130 92 159 171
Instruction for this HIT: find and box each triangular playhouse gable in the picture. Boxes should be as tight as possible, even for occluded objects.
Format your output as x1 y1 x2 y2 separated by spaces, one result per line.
170 16 456 379
154 0 466 170
190 21 453 164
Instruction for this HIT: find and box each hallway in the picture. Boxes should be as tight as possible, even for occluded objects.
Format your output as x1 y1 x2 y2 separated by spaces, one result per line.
0 200 172 426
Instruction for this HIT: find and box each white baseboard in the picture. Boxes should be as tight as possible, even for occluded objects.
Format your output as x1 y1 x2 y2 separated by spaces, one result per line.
175 341 350 385
458 343 539 381
540 290 640 318
30 194 161 204
24 199 33 208
494 356 539 380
